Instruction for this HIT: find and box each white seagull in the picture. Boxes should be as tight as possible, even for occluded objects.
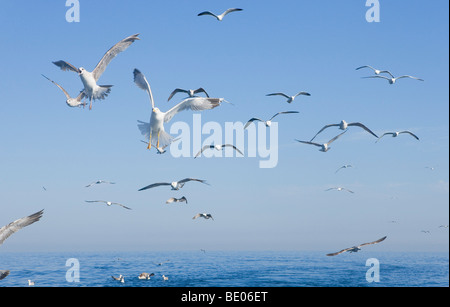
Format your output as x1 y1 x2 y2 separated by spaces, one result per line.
85 200 132 210
53 33 140 110
197 8 243 21
42 74 86 108
326 236 387 256
167 88 209 102
138 272 155 280
85 180 116 187
310 120 378 141
325 187 354 194
139 178 209 191
244 111 299 129
356 65 394 77
266 91 311 104
112 275 125 283
28 280 35 286
335 165 353 173
376 131 419 142
194 144 244 158
0 210 44 280
439 225 449 228
193 213 214 221
295 131 347 152
162 275 169 281
363 75 424 84
133 69 223 149
166 196 188 204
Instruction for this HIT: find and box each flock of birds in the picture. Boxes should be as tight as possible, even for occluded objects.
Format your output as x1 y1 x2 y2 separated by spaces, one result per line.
1 6 446 286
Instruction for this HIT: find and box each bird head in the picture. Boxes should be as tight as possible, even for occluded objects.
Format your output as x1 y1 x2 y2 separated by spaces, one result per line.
78 67 85 75
152 107 160 113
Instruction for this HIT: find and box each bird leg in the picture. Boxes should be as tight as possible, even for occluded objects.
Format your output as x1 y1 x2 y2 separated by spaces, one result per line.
156 131 160 149
147 132 152 150
89 97 93 110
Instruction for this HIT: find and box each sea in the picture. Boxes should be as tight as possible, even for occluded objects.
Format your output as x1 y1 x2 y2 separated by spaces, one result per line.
0 251 448 289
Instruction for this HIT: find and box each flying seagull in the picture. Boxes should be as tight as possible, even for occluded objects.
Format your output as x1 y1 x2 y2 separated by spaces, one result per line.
0 210 44 280
85 180 116 187
421 230 431 234
244 111 299 129
166 196 188 204
439 225 449 228
310 120 378 141
193 213 214 220
326 236 387 256
335 165 353 173
376 131 419 142
325 187 354 194
85 200 132 210
167 88 209 102
266 91 311 104
53 33 140 110
197 8 243 21
42 74 86 108
295 130 347 152
356 65 394 77
194 144 244 158
134 69 223 149
363 75 424 84
139 178 209 191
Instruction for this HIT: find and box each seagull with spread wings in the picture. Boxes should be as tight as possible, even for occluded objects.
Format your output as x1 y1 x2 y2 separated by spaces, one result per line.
266 91 311 104
310 120 378 141
85 180 116 188
167 88 209 102
197 8 243 21
133 69 223 149
0 210 44 280
194 144 243 158
295 131 347 152
244 111 299 129
42 74 86 108
363 74 424 84
326 236 387 256
325 187 355 194
166 197 188 205
85 200 132 210
53 33 140 110
356 65 394 77
193 213 214 220
335 165 353 173
139 178 209 191
376 131 419 142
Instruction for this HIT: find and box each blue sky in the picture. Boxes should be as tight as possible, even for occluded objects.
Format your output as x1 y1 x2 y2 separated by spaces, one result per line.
0 1 448 253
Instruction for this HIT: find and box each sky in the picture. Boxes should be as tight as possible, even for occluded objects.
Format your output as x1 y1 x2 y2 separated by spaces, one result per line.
0 0 448 253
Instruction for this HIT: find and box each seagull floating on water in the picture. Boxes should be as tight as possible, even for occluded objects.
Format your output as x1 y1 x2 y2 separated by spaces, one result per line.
112 275 125 283
197 8 243 21
138 272 155 280
168 88 209 102
85 180 116 187
166 196 188 204
295 131 347 152
85 200 132 210
363 75 424 84
53 33 140 110
244 111 299 129
266 91 311 104
376 131 419 142
325 187 354 194
310 120 378 141
194 144 243 158
28 280 35 286
335 165 353 173
42 74 86 108
134 69 223 149
356 65 394 77
193 213 214 220
162 275 169 281
139 178 209 191
326 236 387 256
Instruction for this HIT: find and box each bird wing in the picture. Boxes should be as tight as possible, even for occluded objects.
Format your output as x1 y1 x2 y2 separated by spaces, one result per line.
85 200 107 204
197 11 218 18
0 270 10 280
399 131 419 140
112 203 132 210
295 139 322 147
42 74 70 99
138 182 171 191
223 8 243 16
379 70 395 78
0 210 44 246
270 111 299 121
180 197 188 204
92 33 140 81
344 188 355 194
363 75 390 81
53 60 79 73
222 144 244 156
167 88 188 102
133 69 155 109
326 247 354 256
192 213 202 219
166 198 176 204
358 236 387 248
194 145 215 158
309 124 340 141
376 132 394 143
266 93 290 99
244 118 264 129
294 91 311 97
164 97 222 123
194 88 209 97
356 65 375 72
348 122 378 138
178 178 209 185
396 75 424 81
326 131 347 145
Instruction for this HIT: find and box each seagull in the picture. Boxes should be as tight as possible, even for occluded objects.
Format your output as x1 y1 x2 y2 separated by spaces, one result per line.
193 213 214 220
138 272 155 280
194 144 244 158
167 88 209 102
244 111 299 129
325 187 354 194
53 33 140 110
42 74 86 108
0 210 44 280
356 65 394 77
112 275 125 283
197 8 243 21
335 165 353 173
326 236 387 256
310 120 378 141
85 180 116 187
425 166 435 171
421 230 431 234
266 91 311 104
156 260 170 266
376 131 419 142
295 131 347 152
363 75 424 84
162 275 169 281
85 200 132 210
166 196 188 204
439 225 449 228
139 178 209 191
133 69 223 149
28 280 35 286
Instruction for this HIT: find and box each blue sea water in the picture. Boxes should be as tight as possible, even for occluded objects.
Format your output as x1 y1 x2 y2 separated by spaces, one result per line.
0 251 448 287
